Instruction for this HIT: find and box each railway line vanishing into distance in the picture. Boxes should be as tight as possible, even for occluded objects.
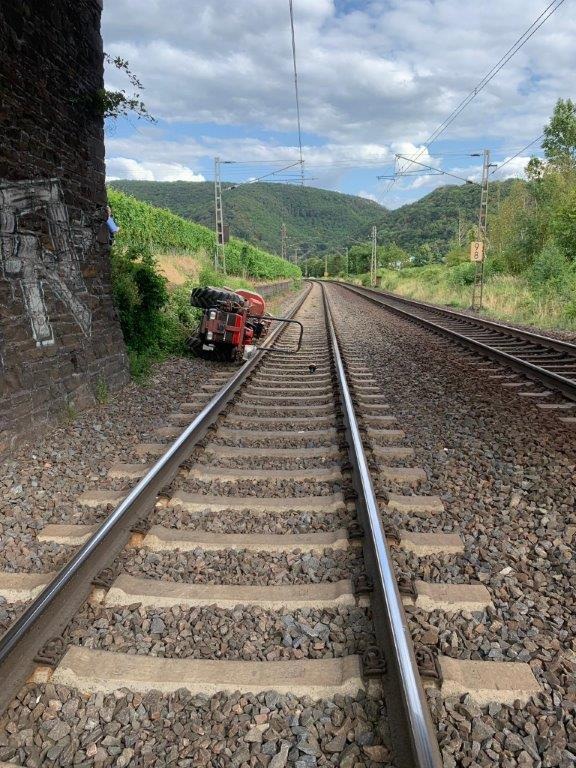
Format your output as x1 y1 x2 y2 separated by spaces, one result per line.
339 283 576 413
0 280 573 767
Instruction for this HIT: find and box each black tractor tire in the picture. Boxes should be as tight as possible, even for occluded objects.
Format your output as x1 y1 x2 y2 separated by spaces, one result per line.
186 333 205 357
190 285 245 310
213 343 238 363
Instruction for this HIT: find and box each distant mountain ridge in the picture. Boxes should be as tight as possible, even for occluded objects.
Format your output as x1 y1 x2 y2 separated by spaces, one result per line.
109 178 516 256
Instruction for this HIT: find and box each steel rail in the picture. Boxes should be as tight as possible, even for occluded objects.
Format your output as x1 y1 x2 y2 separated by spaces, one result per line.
321 283 443 768
343 283 576 356
0 285 311 714
338 283 576 402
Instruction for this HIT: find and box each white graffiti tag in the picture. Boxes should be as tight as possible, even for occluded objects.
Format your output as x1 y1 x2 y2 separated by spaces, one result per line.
0 178 92 346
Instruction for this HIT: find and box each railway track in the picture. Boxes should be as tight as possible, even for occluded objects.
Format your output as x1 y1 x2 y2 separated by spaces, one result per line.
338 283 576 414
0 282 548 768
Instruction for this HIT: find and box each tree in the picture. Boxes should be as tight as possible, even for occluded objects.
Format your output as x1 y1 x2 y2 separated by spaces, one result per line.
542 98 576 167
412 244 431 267
413 242 443 266
327 252 345 275
381 243 410 269
348 245 371 274
299 256 324 277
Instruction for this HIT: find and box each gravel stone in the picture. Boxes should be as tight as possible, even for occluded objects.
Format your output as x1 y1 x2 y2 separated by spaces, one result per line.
64 604 375 660
119 547 365 586
0 684 392 768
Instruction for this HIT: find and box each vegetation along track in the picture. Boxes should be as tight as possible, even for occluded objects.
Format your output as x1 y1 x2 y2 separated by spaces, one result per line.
0 280 568 767
339 283 576 414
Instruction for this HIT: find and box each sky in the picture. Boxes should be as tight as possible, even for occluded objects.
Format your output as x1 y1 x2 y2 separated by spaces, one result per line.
102 0 575 209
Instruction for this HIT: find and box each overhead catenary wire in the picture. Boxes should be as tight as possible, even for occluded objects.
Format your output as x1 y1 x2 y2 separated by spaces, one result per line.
490 134 544 174
224 161 303 189
289 0 305 185
387 0 566 193
215 141 546 179
387 156 478 185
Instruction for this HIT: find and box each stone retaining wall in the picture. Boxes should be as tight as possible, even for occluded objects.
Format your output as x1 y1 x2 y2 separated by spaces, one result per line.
0 1 129 453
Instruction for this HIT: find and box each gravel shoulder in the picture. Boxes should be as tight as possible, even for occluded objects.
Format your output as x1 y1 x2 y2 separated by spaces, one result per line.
0 287 306 563
0 356 220 540
368 286 576 344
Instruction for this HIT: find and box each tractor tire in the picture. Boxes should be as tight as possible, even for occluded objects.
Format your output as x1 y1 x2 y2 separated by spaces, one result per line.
186 333 204 357
190 286 245 310
213 343 238 363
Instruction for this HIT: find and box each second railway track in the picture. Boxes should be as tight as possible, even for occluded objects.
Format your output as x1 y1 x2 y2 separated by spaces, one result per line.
338 283 576 414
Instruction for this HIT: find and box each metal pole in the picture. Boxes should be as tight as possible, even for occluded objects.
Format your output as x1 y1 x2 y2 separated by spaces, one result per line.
370 226 377 286
472 150 490 310
281 222 287 261
345 246 349 277
288 0 305 186
214 157 226 273
324 251 328 278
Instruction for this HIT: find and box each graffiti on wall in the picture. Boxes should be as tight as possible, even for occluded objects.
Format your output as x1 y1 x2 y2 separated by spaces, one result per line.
0 178 93 347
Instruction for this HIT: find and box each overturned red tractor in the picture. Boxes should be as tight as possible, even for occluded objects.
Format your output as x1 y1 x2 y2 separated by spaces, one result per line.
188 284 306 363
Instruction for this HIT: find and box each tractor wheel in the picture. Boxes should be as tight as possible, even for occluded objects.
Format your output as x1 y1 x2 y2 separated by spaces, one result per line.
190 286 245 309
186 333 205 357
213 343 238 363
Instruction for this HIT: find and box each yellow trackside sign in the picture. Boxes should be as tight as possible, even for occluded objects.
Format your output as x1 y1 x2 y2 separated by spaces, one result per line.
470 241 485 262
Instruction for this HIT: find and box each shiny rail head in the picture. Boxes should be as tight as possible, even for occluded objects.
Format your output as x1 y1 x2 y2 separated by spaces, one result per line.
320 282 443 768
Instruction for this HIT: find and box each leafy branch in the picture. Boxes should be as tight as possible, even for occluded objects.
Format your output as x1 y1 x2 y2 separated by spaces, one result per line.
97 53 156 122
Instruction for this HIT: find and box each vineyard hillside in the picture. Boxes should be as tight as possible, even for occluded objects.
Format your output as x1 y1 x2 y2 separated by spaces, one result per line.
108 188 301 281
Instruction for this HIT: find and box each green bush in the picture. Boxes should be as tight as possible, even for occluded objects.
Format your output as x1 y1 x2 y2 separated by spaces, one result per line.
399 265 444 285
128 349 159 384
110 244 169 353
160 283 203 355
528 241 576 299
444 246 469 266
446 262 476 286
445 258 503 287
107 189 302 379
550 187 576 261
111 242 210 362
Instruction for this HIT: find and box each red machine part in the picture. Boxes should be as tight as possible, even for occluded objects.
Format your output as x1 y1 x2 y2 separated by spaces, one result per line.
204 310 245 346
236 289 266 317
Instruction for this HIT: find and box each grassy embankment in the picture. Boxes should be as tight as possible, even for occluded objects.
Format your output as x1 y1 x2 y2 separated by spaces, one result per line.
361 259 576 332
107 189 301 378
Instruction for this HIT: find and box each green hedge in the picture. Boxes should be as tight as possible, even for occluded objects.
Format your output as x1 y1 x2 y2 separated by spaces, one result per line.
107 188 300 280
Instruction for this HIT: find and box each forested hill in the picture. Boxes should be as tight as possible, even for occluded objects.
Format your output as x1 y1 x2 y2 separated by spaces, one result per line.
377 179 516 253
108 180 383 257
109 178 517 256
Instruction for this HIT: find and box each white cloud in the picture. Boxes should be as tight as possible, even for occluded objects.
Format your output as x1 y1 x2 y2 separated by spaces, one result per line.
491 155 531 179
357 190 379 202
106 158 154 181
102 0 574 144
101 0 573 203
105 134 393 176
106 157 205 182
